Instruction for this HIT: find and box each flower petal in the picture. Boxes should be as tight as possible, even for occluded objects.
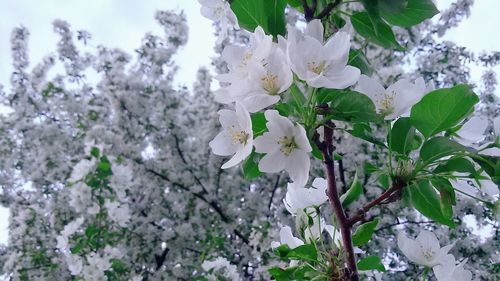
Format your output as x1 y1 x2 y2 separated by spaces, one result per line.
286 150 310 186
258 150 286 173
209 131 237 156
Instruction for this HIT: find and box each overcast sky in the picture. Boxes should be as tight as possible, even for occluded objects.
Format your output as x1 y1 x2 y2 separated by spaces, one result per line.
0 0 499 245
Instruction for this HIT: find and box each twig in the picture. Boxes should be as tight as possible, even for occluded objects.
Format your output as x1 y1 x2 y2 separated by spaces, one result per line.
315 0 342 20
317 120 359 281
348 178 406 226
375 220 434 233
268 174 281 210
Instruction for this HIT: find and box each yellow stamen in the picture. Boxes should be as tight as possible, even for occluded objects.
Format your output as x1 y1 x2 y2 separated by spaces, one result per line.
307 60 327 75
261 72 279 94
278 136 297 156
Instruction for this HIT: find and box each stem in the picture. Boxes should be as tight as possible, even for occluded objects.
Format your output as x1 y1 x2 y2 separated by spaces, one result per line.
319 120 359 281
386 121 394 176
348 179 405 226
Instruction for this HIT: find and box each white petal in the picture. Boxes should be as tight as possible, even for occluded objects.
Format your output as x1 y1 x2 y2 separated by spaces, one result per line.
285 150 310 186
458 116 488 143
258 150 286 173
323 31 350 66
416 230 440 252
218 109 239 130
280 226 304 249
305 19 324 43
315 65 361 90
355 74 386 99
265 110 294 136
241 94 281 113
235 102 252 134
494 116 500 136
221 142 252 169
254 132 280 154
209 131 237 156
294 124 312 152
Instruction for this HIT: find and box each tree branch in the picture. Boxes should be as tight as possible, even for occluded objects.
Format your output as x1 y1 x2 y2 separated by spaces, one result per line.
268 174 281 211
348 179 406 226
315 0 342 20
317 120 359 281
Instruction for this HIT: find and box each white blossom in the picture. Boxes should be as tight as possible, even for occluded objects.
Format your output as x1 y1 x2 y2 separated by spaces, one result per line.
202 257 241 281
105 200 131 227
284 177 328 215
355 74 427 120
433 256 472 281
287 19 360 89
456 116 488 144
198 0 239 43
270 226 304 249
254 110 312 186
209 103 253 169
397 230 455 267
68 159 94 182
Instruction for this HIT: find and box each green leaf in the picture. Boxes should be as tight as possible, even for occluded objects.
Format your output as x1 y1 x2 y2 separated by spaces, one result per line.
340 172 364 207
231 0 287 37
251 112 267 137
347 123 386 147
419 137 467 166
268 265 313 281
357 255 386 272
389 117 417 155
431 178 455 219
90 147 100 158
434 157 476 175
242 150 262 180
379 0 408 15
318 89 381 123
410 84 479 138
351 12 403 50
407 180 455 227
352 218 379 247
381 0 439 27
286 244 318 261
348 49 373 76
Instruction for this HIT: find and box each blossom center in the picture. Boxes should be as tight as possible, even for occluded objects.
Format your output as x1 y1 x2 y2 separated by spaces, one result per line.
422 248 436 261
278 136 297 156
261 72 279 94
307 60 327 75
213 6 225 19
228 126 249 145
377 91 396 115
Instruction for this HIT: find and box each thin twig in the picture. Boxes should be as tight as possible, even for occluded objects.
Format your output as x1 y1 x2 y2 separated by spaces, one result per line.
315 0 342 20
268 174 281 210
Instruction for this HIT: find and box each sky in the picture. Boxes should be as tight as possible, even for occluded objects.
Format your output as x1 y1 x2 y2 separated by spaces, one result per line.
0 0 499 246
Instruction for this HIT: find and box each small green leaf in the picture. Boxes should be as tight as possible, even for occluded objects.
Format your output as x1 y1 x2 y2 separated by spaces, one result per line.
242 150 261 180
357 255 386 272
381 0 439 27
410 85 479 138
347 123 386 147
351 12 403 50
318 89 381 123
434 157 476 175
231 0 287 37
287 244 318 261
251 112 267 137
419 137 467 166
352 218 379 247
340 172 364 207
389 117 418 155
379 0 408 15
90 147 100 158
407 180 455 227
348 49 373 76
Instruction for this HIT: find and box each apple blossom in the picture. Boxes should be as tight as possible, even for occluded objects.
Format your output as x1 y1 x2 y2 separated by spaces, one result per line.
216 46 293 112
215 26 273 84
355 74 427 120
198 0 239 43
254 110 312 185
202 257 241 281
287 19 360 89
481 115 500 156
284 177 328 215
397 230 455 267
433 256 472 281
209 103 253 169
270 226 304 249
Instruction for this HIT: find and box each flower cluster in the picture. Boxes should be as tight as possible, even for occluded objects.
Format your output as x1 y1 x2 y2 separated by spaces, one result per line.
398 230 472 281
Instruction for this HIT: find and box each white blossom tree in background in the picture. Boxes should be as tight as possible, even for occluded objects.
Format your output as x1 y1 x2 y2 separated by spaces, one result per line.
0 0 499 281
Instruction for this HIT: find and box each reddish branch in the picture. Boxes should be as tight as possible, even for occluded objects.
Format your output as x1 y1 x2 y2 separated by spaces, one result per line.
302 0 342 21
317 121 359 281
348 179 406 227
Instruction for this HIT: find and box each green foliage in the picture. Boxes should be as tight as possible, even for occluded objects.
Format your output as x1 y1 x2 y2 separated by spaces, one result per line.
389 117 418 156
347 123 386 147
242 150 262 179
406 180 455 227
230 0 287 37
351 12 403 50
317 89 381 123
357 255 386 272
410 85 479 138
352 218 379 247
274 244 318 262
340 172 364 207
381 0 439 27
419 137 467 167
251 112 267 137
348 49 373 76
